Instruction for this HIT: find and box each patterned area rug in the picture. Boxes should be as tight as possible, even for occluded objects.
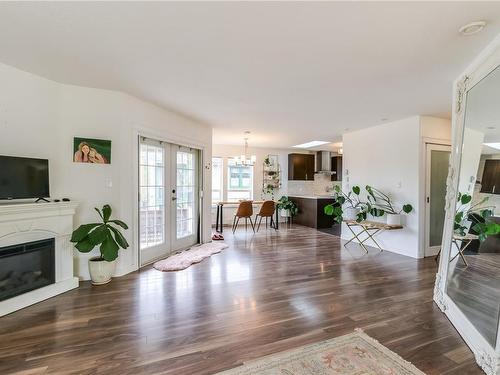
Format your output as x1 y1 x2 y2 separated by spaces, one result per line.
153 242 228 271
217 329 425 375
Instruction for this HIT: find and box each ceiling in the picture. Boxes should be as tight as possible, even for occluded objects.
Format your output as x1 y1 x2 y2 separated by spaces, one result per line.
0 2 499 148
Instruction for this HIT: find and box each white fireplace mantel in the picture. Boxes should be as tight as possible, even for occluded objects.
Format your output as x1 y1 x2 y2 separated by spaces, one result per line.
0 201 79 316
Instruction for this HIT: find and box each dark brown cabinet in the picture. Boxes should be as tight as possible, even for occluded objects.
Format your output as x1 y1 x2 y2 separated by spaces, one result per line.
288 196 337 228
288 153 315 181
331 156 342 181
481 159 500 194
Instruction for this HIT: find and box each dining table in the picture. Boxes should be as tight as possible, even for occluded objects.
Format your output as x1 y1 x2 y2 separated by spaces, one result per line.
214 200 279 233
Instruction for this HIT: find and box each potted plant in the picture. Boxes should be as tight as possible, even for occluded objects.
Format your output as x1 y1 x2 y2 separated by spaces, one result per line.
70 204 129 285
455 193 500 241
277 196 298 218
324 185 369 222
365 185 413 225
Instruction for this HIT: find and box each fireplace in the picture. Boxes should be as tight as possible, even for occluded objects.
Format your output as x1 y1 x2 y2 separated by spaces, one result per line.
0 238 55 302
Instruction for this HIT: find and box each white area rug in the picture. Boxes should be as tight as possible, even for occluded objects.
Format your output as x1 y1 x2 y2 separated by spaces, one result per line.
153 242 228 271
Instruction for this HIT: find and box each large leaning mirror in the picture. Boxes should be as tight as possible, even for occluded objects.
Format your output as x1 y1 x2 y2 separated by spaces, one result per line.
446 64 500 346
435 36 500 375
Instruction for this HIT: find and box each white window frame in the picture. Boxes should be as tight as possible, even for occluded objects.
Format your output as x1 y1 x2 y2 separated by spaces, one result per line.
226 158 254 201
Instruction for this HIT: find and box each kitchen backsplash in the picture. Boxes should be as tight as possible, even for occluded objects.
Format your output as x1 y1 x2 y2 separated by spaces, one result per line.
287 174 341 196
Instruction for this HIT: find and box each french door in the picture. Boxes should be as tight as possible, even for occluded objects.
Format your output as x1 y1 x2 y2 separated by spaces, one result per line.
139 138 200 266
424 143 451 257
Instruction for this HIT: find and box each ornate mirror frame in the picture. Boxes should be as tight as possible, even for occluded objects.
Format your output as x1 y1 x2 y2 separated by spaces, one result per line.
434 34 500 375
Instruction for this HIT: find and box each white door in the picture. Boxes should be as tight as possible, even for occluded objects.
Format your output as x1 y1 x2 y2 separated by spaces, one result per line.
171 146 200 251
139 138 170 265
425 143 451 257
139 138 201 266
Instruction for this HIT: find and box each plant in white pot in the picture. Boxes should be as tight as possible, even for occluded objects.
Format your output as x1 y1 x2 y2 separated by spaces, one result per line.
277 196 298 218
324 185 369 223
365 185 413 225
70 205 129 285
454 192 500 241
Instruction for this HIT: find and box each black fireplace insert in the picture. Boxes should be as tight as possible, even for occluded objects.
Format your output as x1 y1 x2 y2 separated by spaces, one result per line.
0 238 55 302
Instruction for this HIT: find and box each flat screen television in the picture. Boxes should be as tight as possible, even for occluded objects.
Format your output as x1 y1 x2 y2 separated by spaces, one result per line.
0 156 49 200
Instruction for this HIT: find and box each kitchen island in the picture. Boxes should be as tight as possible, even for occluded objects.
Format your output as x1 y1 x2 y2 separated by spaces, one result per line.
288 195 339 229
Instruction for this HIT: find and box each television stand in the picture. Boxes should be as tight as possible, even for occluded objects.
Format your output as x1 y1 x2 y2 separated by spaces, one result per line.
35 197 50 203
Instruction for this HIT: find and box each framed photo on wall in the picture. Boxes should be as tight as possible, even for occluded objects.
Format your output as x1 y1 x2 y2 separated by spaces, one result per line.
73 137 111 164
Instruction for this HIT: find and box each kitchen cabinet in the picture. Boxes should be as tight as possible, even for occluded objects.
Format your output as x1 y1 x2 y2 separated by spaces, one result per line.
480 159 500 194
288 153 315 181
331 156 342 181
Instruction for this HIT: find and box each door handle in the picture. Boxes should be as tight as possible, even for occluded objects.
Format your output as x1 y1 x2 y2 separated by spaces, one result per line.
172 197 177 201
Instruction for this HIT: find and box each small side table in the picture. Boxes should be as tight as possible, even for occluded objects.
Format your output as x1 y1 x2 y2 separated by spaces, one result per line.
344 220 403 253
450 233 478 266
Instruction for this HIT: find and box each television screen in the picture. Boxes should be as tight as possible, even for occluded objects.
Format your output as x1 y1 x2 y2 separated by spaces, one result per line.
0 156 49 200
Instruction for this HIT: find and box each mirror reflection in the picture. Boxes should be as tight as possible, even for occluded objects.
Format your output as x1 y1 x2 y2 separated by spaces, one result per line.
446 65 500 347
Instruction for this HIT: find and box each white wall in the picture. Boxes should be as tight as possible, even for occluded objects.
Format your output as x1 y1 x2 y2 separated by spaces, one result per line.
0 62 212 279
342 117 421 257
421 116 452 140
342 115 451 258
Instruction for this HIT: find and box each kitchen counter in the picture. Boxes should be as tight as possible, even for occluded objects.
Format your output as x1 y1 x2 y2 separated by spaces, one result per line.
288 195 338 229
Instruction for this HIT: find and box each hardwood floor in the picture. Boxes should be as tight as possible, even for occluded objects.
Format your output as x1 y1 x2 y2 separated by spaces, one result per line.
447 252 500 346
0 225 482 374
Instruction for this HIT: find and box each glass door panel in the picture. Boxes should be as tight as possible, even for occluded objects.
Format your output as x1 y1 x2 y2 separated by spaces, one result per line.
425 144 451 257
139 140 169 265
171 147 199 250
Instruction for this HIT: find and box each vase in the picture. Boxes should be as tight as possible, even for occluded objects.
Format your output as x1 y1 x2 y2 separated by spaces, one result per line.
344 207 359 221
88 257 117 285
386 214 401 225
280 209 291 218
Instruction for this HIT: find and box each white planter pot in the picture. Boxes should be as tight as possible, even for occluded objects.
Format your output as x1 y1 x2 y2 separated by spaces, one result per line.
386 214 402 226
88 257 117 285
280 209 291 218
343 207 360 221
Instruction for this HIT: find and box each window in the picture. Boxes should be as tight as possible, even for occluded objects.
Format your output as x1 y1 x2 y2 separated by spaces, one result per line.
212 157 223 202
139 142 165 249
227 159 253 200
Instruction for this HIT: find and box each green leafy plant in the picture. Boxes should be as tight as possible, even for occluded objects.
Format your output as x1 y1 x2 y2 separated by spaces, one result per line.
365 185 413 215
454 193 500 241
324 185 368 223
70 205 129 261
277 196 298 216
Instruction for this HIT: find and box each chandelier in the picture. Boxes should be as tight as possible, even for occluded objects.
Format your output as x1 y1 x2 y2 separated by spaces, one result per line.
234 131 257 166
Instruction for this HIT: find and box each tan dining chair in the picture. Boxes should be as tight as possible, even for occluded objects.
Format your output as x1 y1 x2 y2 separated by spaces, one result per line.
232 201 255 233
255 200 275 232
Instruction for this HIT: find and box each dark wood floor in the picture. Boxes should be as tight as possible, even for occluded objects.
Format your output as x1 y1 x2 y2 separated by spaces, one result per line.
0 225 482 374
447 252 500 346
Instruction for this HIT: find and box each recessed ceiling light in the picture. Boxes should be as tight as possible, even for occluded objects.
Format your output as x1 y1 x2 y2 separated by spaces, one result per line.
484 143 500 150
293 141 330 148
381 118 388 122
459 21 486 36
487 126 496 130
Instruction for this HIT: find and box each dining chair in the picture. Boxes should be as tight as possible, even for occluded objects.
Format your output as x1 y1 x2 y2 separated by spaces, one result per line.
232 201 255 233
255 200 275 232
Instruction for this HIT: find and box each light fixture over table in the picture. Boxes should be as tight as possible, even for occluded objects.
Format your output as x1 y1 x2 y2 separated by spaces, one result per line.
234 131 257 166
